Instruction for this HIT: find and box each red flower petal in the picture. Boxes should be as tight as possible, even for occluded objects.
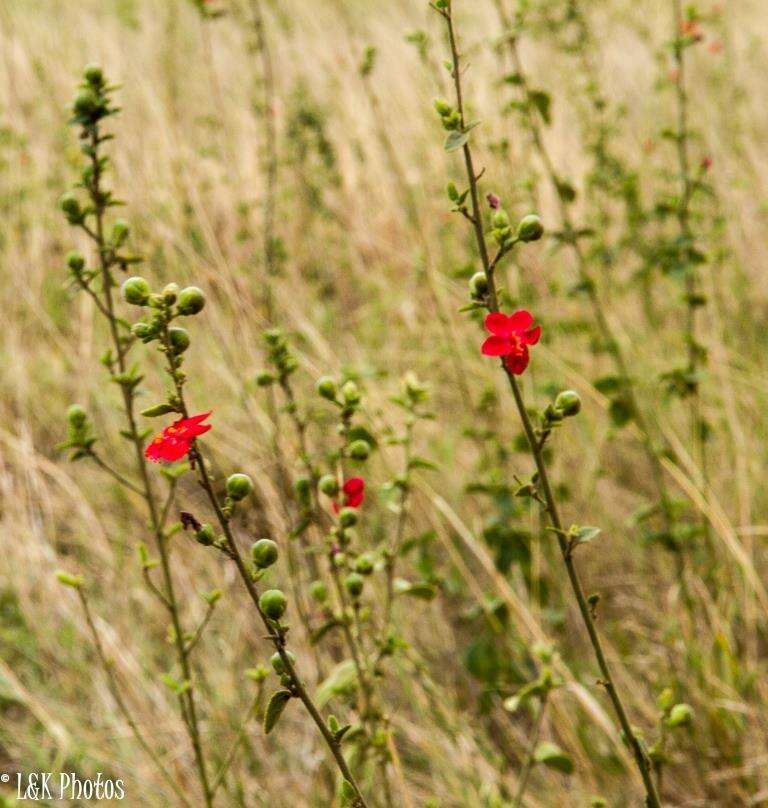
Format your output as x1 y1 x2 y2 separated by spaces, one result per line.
508 310 534 330
481 336 512 356
523 325 542 345
485 312 514 337
505 348 530 375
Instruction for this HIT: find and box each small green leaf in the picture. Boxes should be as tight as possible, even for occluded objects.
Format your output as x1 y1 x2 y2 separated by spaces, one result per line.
264 690 292 734
444 129 469 152
666 703 694 728
534 741 574 774
55 571 84 589
572 525 601 545
140 403 177 418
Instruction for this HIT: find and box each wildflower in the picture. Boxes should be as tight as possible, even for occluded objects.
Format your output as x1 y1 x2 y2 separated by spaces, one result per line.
481 311 541 375
332 477 365 513
487 193 501 210
145 411 212 463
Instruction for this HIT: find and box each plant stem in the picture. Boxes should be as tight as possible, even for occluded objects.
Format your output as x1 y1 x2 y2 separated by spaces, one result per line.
438 7 662 805
511 693 548 808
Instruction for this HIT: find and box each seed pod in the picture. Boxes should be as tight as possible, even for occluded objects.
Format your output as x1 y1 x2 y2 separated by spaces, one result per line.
121 276 151 306
177 286 206 316
516 214 544 243
260 589 288 621
252 539 279 569
226 473 253 501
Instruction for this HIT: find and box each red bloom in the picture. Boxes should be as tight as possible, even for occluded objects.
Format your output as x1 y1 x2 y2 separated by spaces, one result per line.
332 477 365 513
145 411 212 463
481 311 541 375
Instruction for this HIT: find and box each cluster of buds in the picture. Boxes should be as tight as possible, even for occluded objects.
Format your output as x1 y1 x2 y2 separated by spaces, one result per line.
57 404 96 461
316 377 372 461
540 390 582 438
491 209 544 250
256 329 299 388
433 97 461 131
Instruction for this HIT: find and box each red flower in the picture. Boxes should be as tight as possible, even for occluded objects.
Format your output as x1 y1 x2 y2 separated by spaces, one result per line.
145 411 212 463
332 477 365 513
481 311 541 375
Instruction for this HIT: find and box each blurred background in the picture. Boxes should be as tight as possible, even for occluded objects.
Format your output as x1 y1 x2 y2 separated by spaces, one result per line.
1 0 767 805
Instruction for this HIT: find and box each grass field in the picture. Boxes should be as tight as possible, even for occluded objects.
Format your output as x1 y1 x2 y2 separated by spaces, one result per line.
1 0 767 805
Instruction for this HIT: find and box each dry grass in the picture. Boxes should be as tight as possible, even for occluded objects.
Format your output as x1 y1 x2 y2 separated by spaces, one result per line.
1 0 768 805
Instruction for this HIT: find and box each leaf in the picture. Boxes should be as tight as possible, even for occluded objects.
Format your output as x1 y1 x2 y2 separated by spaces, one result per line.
408 456 439 472
444 130 469 152
264 690 292 734
393 578 437 600
534 741 574 774
340 779 357 805
571 525 601 545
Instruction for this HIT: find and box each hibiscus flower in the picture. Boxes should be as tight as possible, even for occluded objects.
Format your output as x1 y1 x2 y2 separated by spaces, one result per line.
145 411 212 463
480 311 541 375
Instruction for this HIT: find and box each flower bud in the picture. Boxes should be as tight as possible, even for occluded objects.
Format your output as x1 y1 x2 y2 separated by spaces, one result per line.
316 376 337 401
67 404 87 428
348 439 371 461
121 276 151 306
666 703 694 729
354 553 374 575
162 283 180 303
270 650 296 675
168 326 190 355
433 98 452 116
259 589 288 621
492 210 510 229
338 507 358 528
226 473 253 501
341 380 361 405
195 524 216 546
255 371 274 387
59 192 81 220
469 271 488 299
177 286 206 315
66 251 85 273
516 214 544 243
252 538 279 569
294 476 311 500
319 474 339 497
111 219 130 246
554 390 581 417
83 64 103 86
72 89 98 117
131 322 152 340
344 573 364 598
309 580 328 603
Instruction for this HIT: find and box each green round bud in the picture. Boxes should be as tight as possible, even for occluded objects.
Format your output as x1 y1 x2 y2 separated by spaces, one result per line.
308 580 328 603
195 524 216 546
259 589 288 621
226 473 253 502
294 476 311 498
344 573 364 598
469 272 488 298
516 214 544 243
177 286 206 316
168 327 190 355
83 64 103 85
67 404 87 428
162 283 179 303
132 322 152 339
316 376 337 401
348 439 371 461
66 251 85 272
121 276 151 306
341 380 361 405
252 539 279 569
73 89 98 116
554 390 581 417
319 474 339 497
270 650 296 675
354 553 374 575
434 98 452 116
492 210 510 229
338 507 358 528
59 192 81 219
111 219 129 245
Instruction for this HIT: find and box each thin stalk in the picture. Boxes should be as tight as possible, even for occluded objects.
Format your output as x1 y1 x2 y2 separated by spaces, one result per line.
437 6 662 805
81 123 213 806
511 693 548 808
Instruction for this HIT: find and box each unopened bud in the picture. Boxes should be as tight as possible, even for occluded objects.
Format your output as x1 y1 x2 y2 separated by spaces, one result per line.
469 271 488 299
121 276 150 306
516 214 544 243
177 286 206 316
354 554 374 575
59 192 81 220
270 650 296 675
252 539 279 569
195 524 216 546
344 573 364 598
67 404 87 428
259 589 288 621
341 380 361 405
226 473 253 501
316 376 337 401
168 326 190 355
348 439 371 461
433 98 452 116
319 474 339 497
83 64 103 86
309 580 328 603
338 507 358 528
162 283 179 303
66 251 85 273
554 390 581 417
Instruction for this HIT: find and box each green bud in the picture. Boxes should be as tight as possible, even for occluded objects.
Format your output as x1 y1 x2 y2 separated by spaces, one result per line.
309 580 328 603
121 276 151 306
226 473 253 501
255 371 275 387
516 213 544 243
66 250 85 273
433 98 452 116
666 703 694 729
195 524 216 546
469 271 488 299
168 327 190 355
333 552 347 568
341 380 361 405
177 286 206 316
162 283 180 303
344 573 364 598
270 650 296 675
259 589 288 621
294 476 311 500
492 210 510 229
348 439 371 461
319 474 339 497
554 390 581 417
55 571 84 588
316 376 337 401
73 89 98 117
59 192 81 219
132 322 152 339
67 404 87 428
83 64 103 85
111 219 129 246
657 687 675 712
252 539 279 569
354 554 374 575
338 507 358 528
